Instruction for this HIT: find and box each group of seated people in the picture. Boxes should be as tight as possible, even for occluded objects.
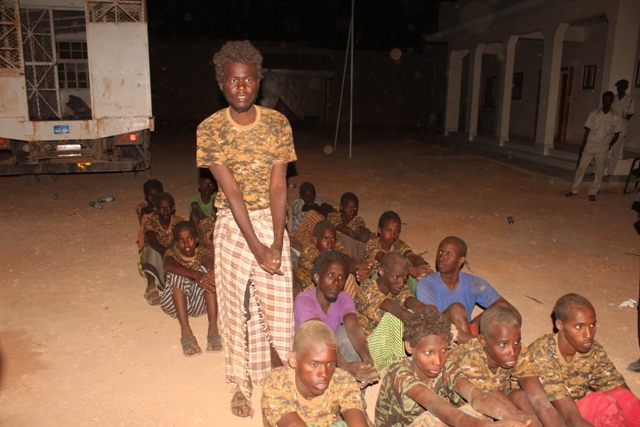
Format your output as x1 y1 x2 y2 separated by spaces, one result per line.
134 175 640 426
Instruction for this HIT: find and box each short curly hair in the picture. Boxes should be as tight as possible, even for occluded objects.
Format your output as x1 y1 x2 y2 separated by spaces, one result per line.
213 40 263 84
311 249 348 279
403 308 452 347
378 210 401 229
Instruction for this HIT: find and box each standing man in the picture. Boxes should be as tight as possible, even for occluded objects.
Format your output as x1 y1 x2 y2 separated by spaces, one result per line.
196 40 296 418
608 79 634 176
565 92 622 201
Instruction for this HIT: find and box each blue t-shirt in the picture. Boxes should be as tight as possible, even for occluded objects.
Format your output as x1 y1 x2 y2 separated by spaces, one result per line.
416 271 501 321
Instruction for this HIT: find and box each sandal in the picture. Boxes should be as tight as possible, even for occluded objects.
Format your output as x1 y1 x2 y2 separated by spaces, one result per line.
230 387 253 418
143 288 161 306
206 333 222 353
180 336 202 357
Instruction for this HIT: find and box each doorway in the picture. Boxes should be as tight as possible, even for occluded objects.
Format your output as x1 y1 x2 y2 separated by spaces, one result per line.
555 66 573 143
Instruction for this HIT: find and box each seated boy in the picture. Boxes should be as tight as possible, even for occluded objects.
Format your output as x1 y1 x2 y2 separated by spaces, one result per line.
136 179 164 250
294 250 379 389
189 168 217 229
529 293 640 427
140 192 184 305
291 182 333 234
355 252 429 371
375 308 532 427
416 236 520 343
161 221 220 356
364 210 432 295
327 192 374 259
295 220 371 298
449 305 565 427
261 320 368 427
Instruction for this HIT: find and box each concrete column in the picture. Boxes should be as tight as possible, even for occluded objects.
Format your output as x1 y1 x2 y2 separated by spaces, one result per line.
497 36 519 146
601 0 640 92
534 23 569 154
466 44 485 141
444 49 468 136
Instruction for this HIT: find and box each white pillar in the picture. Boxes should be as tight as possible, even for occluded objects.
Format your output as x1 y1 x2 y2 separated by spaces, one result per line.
601 0 640 92
497 36 519 146
534 23 569 154
444 49 468 136
467 44 485 141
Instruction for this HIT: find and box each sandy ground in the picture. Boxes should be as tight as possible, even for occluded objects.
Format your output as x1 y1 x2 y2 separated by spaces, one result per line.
1 124 640 427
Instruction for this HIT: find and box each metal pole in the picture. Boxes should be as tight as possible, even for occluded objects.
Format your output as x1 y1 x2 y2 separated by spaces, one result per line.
333 17 352 152
349 0 355 159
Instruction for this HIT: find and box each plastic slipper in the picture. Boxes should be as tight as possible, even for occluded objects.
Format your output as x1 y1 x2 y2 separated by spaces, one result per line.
180 336 202 357
230 387 253 418
206 333 222 353
143 288 160 306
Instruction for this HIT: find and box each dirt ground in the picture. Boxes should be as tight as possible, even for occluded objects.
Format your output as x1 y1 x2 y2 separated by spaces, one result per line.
1 124 640 427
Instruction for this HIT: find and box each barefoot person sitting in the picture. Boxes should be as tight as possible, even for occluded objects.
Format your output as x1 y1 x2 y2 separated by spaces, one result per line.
416 236 520 343
529 293 640 427
160 221 220 356
449 305 566 427
294 250 379 389
375 308 532 427
261 320 369 427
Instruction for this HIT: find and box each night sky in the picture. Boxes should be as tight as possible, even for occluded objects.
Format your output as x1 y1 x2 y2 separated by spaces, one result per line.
147 0 441 52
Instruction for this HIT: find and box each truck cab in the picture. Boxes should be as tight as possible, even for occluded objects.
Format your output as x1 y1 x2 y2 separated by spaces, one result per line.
0 0 152 178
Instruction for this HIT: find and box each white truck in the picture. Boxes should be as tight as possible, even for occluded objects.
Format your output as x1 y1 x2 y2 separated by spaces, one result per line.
0 0 152 180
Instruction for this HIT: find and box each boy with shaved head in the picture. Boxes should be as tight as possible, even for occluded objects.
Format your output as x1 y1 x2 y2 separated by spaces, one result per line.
449 306 565 427
416 236 521 343
261 320 368 427
356 252 429 371
529 293 640 427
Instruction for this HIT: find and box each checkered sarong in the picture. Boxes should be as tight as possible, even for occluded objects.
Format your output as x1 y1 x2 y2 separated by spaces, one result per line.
215 209 294 399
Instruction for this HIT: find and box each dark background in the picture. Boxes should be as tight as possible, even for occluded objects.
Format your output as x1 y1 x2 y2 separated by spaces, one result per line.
147 0 441 52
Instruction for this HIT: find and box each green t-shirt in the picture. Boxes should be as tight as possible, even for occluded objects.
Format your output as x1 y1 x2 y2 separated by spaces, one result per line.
189 193 215 217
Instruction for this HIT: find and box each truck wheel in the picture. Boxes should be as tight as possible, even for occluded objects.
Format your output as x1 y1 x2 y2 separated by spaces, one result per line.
21 175 39 185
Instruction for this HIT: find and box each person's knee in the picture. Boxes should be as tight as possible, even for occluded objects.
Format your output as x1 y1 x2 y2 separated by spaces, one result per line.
444 303 469 324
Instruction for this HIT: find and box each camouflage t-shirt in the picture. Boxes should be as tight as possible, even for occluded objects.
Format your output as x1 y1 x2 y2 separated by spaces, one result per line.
198 215 216 245
448 338 537 393
135 201 148 224
375 357 464 427
143 214 184 249
326 212 367 240
364 237 412 270
164 246 211 270
296 241 348 291
527 333 625 401
355 278 412 336
261 366 363 427
196 106 297 211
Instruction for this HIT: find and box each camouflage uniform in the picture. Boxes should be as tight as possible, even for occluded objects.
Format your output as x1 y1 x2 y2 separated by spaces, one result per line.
375 357 464 427
198 215 216 246
135 201 148 224
296 241 347 290
326 212 367 241
160 246 212 318
528 333 625 401
142 214 184 249
196 105 296 211
355 278 412 336
261 366 363 427
364 237 412 270
196 105 296 400
449 338 537 393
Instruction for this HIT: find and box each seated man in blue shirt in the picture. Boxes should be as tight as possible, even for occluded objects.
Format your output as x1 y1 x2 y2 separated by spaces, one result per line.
416 236 520 343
